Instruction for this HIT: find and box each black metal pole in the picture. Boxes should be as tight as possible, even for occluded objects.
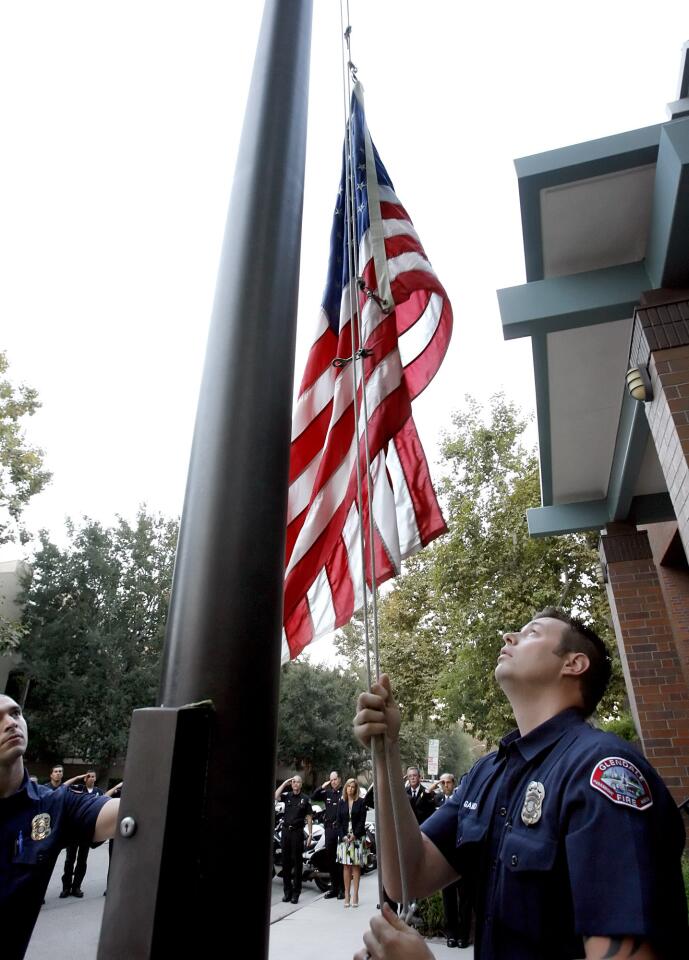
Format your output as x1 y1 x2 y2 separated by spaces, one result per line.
98 1 312 955
160 0 312 933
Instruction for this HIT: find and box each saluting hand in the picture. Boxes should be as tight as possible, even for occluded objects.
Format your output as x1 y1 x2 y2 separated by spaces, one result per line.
354 674 401 748
354 905 435 959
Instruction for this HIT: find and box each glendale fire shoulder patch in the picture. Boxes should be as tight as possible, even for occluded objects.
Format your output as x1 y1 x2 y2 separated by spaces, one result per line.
590 756 653 811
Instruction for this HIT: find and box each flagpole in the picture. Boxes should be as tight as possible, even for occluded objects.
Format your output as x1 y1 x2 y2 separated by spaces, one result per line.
98 1 312 955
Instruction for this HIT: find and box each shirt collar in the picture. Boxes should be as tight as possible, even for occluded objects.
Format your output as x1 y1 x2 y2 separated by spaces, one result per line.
5 769 40 801
498 707 586 762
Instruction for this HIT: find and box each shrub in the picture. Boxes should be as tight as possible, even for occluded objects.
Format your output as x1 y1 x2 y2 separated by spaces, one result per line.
415 892 445 937
598 713 638 742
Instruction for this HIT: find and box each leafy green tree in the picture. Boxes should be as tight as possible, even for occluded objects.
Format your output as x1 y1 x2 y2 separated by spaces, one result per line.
0 351 51 546
18 510 178 765
337 396 625 745
0 352 51 655
277 660 369 784
0 614 26 658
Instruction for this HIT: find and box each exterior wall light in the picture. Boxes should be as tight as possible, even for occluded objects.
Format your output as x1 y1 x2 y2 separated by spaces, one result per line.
625 365 653 403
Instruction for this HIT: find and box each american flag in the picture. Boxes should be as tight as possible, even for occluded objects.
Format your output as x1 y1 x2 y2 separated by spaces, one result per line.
282 82 452 662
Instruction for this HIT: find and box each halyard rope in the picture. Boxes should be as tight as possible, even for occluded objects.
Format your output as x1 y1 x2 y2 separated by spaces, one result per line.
338 1 413 919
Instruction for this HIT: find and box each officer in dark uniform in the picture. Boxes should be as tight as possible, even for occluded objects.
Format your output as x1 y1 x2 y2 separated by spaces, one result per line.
43 764 64 790
61 769 104 898
311 770 344 898
275 774 313 905
40 764 87 904
428 772 472 949
353 607 689 960
0 695 119 960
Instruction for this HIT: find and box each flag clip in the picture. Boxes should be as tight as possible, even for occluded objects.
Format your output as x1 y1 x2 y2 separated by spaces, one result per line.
357 278 388 312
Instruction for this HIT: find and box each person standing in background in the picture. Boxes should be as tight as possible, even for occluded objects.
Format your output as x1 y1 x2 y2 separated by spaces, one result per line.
311 771 344 899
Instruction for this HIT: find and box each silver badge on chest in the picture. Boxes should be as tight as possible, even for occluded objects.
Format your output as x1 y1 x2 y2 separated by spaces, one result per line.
31 813 52 841
520 781 545 826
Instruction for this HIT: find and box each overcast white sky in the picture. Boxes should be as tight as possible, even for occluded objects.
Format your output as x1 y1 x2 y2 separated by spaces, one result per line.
0 3 686 650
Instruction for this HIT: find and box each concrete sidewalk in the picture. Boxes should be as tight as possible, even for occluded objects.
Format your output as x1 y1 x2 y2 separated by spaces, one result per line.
268 871 473 960
27 850 473 958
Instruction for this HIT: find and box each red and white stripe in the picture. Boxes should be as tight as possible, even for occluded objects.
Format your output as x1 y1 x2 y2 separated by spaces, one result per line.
283 106 452 662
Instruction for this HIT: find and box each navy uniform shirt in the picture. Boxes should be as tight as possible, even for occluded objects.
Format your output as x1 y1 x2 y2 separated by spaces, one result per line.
422 708 689 960
281 790 313 829
70 783 104 797
0 772 109 960
311 785 342 833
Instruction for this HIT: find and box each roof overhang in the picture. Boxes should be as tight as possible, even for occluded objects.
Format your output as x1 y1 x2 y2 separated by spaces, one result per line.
498 115 689 536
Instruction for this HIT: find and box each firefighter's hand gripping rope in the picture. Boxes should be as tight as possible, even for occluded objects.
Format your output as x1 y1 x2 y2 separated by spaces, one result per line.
354 674 401 749
353 905 434 960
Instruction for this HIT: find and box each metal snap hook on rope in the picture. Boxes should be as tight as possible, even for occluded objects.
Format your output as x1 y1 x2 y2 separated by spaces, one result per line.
357 277 389 312
400 901 418 925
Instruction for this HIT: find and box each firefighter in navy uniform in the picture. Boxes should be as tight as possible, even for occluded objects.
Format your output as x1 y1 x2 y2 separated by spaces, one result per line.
0 695 120 960
353 607 689 960
311 770 344 898
61 769 104 898
275 774 313 904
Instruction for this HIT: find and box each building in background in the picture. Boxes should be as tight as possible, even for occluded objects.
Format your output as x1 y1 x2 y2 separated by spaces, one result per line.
0 558 29 696
497 43 689 804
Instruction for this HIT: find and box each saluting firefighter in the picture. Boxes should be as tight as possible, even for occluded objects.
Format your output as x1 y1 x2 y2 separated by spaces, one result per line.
311 770 344 899
275 774 313 905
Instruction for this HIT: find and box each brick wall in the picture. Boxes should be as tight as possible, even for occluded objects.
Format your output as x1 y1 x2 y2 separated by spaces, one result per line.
630 297 689 560
643 522 689 690
601 529 689 802
644 345 689 559
656 563 689 690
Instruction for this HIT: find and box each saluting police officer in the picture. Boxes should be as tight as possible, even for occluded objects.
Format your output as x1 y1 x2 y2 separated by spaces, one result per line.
353 607 689 960
275 774 313 905
312 770 344 899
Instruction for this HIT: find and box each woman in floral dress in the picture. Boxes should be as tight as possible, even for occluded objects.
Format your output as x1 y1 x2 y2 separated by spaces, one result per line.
336 778 368 907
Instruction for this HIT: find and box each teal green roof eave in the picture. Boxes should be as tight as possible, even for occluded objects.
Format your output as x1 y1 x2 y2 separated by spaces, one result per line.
515 124 662 282
498 262 650 341
503 115 689 536
646 119 689 287
527 493 675 537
